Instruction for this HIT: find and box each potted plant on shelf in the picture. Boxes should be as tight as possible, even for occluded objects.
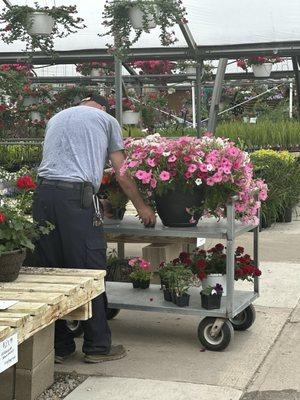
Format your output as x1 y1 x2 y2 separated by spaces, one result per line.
0 4 85 54
200 284 223 310
98 168 128 220
0 175 53 282
236 56 283 78
76 61 115 77
189 244 262 295
101 0 187 59
129 257 152 289
164 264 193 307
121 133 268 227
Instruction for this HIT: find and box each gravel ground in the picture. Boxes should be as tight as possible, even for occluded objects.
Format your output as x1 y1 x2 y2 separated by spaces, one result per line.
37 372 87 400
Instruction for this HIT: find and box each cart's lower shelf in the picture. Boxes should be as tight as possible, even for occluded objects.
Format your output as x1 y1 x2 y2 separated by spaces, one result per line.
107 282 258 318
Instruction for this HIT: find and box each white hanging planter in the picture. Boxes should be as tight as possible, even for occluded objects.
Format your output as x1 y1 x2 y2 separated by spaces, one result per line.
123 111 140 125
90 68 104 78
27 12 54 36
23 96 39 106
252 63 273 78
143 85 159 95
202 274 227 296
30 111 42 122
128 6 157 30
185 65 197 77
249 117 257 124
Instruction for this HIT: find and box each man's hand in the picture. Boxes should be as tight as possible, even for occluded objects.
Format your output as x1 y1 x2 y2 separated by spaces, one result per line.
137 204 156 227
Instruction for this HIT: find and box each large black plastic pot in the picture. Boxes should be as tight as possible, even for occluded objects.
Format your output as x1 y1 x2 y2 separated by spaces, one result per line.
154 187 205 227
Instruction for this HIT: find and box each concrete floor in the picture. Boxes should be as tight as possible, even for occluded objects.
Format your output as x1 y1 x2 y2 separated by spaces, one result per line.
58 218 300 400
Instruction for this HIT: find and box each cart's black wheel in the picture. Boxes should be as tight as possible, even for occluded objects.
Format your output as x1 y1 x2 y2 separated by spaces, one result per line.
106 308 121 320
198 317 234 351
229 304 256 331
65 320 84 337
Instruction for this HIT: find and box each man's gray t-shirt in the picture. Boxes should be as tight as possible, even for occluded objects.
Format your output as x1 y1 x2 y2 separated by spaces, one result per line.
38 106 124 191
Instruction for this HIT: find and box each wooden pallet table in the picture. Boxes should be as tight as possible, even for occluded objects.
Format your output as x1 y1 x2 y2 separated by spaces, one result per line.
0 267 106 400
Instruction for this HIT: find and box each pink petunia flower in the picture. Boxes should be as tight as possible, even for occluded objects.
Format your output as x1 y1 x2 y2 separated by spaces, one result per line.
159 171 170 181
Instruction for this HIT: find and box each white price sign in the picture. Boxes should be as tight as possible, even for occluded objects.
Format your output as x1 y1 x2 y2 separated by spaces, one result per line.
0 333 18 373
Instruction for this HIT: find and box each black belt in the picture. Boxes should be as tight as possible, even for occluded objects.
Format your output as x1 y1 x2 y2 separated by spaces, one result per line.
37 177 92 191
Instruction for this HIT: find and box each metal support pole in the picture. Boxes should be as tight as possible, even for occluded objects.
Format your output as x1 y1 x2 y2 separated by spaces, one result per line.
253 207 260 294
289 82 293 119
207 58 228 133
195 61 203 138
292 56 300 119
226 199 235 318
191 81 196 128
114 56 123 125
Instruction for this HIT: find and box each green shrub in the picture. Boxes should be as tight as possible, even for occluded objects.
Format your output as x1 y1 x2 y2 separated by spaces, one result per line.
250 149 300 225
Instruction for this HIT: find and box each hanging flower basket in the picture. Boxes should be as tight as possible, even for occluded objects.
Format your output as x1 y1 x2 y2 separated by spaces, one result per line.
27 12 55 36
123 110 140 125
23 96 39 107
90 68 104 78
252 63 273 78
128 5 157 30
0 249 26 282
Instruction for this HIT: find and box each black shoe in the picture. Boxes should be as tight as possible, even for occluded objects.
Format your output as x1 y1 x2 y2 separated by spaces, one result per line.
55 351 76 364
84 345 126 363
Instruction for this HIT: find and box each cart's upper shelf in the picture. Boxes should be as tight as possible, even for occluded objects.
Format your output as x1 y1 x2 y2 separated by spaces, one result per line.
103 215 256 239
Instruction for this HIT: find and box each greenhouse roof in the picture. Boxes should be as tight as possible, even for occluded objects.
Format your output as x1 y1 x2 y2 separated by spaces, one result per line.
0 0 300 57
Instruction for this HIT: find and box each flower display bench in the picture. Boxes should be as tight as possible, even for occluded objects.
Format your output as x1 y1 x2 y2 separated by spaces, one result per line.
0 267 106 400
104 203 260 351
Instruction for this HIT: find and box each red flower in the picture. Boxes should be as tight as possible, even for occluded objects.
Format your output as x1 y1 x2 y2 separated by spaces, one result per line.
215 243 224 252
16 175 36 190
101 175 110 185
235 246 244 256
198 271 206 280
179 251 189 262
196 259 206 269
0 213 6 223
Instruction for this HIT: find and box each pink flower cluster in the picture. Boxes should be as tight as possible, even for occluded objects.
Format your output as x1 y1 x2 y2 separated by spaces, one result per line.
132 60 176 75
121 134 268 224
128 257 151 270
0 63 32 74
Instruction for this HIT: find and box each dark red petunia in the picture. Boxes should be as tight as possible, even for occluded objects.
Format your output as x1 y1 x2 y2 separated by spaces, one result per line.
0 213 6 223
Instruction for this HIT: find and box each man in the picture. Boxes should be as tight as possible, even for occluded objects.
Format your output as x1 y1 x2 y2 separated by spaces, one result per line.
33 94 156 363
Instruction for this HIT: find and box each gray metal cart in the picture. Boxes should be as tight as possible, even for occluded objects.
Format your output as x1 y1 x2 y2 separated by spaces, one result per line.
104 201 259 351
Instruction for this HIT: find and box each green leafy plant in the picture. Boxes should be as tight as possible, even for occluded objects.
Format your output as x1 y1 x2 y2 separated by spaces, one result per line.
0 3 85 55
250 149 300 225
164 263 194 296
201 283 223 296
101 0 187 59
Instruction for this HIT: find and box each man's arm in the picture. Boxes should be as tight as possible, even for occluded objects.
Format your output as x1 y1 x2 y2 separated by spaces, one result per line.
109 150 156 227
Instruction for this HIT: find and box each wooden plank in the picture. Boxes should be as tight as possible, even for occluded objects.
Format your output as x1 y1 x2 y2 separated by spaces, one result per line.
4 302 48 315
0 291 65 305
0 326 14 341
63 302 92 321
21 267 106 280
0 282 79 294
0 313 29 328
15 274 94 290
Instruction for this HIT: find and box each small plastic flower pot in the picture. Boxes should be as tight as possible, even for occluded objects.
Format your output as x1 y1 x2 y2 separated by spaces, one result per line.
175 293 190 307
132 279 140 289
201 293 222 310
139 280 150 289
163 289 173 302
